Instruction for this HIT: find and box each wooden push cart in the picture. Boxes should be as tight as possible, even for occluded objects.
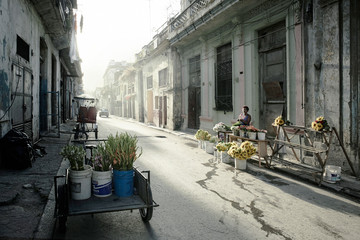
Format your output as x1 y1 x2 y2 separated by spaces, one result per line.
54 168 159 232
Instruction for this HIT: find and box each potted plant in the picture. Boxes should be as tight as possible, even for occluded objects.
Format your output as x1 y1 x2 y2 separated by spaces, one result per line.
246 126 259 140
91 143 112 197
227 141 256 170
216 142 232 163
60 144 92 200
107 132 142 197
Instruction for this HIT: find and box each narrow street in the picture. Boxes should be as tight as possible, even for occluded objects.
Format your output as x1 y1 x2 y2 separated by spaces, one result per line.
53 116 360 240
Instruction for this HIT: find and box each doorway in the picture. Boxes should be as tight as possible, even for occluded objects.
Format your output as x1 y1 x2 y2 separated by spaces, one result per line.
258 21 287 134
188 55 201 129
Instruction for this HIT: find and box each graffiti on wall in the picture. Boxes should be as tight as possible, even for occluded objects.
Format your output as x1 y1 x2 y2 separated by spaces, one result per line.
0 70 9 111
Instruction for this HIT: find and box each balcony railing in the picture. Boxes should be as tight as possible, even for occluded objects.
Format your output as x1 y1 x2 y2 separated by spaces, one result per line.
170 0 214 32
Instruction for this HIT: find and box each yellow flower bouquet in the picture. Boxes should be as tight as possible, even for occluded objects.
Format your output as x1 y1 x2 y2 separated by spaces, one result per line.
216 142 232 152
311 116 330 131
227 141 256 160
273 115 285 126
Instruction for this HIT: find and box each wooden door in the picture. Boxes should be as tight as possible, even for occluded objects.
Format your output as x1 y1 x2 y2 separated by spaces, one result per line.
146 90 153 123
163 96 167 126
159 96 162 126
188 87 201 129
188 55 201 129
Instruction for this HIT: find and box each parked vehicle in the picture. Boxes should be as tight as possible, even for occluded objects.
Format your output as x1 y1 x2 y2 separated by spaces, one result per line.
99 108 109 118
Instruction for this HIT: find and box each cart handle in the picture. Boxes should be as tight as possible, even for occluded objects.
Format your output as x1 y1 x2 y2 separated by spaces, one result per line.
141 170 150 184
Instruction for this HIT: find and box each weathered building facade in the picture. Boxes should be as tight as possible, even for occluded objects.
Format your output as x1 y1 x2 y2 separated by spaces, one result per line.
133 27 182 130
0 0 82 141
126 0 359 174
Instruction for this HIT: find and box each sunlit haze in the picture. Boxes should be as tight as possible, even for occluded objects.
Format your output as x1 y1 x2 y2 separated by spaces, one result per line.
76 0 180 93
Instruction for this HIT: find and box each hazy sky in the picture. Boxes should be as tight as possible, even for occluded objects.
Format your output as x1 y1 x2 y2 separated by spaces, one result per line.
76 0 180 92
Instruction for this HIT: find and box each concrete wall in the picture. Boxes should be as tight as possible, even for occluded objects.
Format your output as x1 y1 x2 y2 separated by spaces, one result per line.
0 0 69 141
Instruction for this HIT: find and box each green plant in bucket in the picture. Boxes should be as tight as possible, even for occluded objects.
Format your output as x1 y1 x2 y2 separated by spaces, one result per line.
106 132 142 171
60 145 86 171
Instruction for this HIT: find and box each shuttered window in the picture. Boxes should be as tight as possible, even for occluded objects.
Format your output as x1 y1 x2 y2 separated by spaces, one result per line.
215 43 232 111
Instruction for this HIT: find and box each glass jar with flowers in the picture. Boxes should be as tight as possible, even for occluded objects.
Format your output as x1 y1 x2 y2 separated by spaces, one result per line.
106 132 142 197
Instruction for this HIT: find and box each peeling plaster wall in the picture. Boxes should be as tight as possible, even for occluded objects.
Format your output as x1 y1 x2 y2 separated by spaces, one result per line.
305 0 357 173
0 0 61 141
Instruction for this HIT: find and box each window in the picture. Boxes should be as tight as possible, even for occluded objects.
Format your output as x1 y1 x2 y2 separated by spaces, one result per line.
155 96 159 109
158 68 168 87
215 43 232 111
128 83 134 94
189 55 201 87
147 76 153 89
16 35 30 61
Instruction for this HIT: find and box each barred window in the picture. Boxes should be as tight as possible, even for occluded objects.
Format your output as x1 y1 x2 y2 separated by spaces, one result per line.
215 43 232 111
159 68 168 87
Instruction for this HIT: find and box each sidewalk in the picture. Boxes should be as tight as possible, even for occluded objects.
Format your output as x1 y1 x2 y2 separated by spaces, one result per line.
0 121 75 240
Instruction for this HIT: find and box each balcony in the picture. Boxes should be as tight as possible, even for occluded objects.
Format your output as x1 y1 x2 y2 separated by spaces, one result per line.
168 0 258 45
31 0 77 49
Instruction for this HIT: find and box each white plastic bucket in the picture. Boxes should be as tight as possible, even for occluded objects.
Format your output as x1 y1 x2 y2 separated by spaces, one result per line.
258 132 266 140
235 158 247 170
92 170 112 197
206 142 215 154
323 165 341 183
248 132 257 140
220 151 231 163
69 165 92 200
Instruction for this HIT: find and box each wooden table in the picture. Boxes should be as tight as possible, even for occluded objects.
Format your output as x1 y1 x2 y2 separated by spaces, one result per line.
228 134 270 167
217 131 233 142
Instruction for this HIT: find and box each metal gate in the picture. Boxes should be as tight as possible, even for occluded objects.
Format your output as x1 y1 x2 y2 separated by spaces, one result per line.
11 64 33 141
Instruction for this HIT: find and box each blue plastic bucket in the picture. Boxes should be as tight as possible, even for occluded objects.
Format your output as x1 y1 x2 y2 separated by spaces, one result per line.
92 170 112 197
113 169 134 197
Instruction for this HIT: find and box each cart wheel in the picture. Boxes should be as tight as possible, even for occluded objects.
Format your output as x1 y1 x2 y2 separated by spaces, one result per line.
57 185 68 233
139 188 153 222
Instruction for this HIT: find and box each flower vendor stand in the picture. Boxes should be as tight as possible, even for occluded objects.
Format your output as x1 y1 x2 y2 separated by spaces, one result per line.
270 122 357 185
